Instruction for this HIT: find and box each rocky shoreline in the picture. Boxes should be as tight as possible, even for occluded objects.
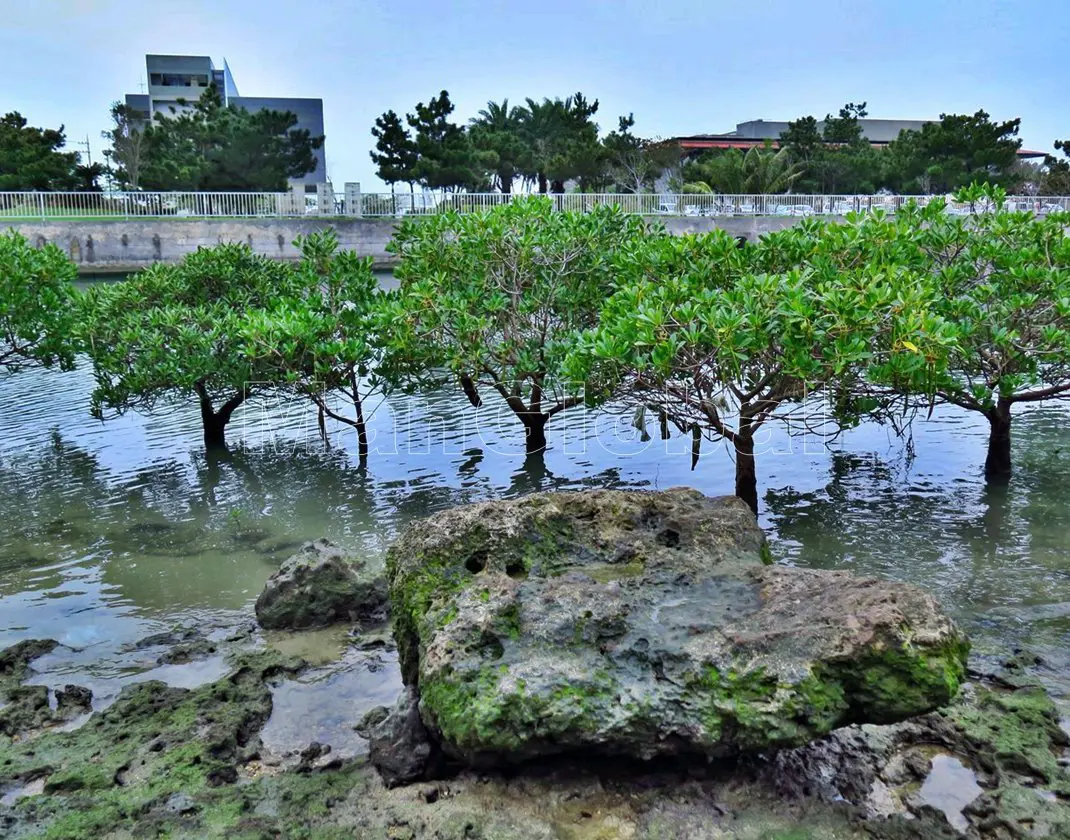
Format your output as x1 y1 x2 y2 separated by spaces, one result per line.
1 489 1068 839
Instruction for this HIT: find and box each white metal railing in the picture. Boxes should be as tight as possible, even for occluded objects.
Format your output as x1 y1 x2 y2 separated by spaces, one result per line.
1 190 1067 220
0 191 301 219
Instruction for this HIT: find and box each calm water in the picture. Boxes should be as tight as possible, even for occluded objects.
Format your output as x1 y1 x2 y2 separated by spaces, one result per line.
2 298 1070 717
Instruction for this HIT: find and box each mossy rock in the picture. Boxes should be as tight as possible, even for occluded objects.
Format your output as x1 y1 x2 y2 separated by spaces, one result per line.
385 488 969 771
255 538 388 630
767 662 1070 838
0 650 303 839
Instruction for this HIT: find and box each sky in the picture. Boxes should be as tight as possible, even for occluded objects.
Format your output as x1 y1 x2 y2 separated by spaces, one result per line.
2 0 1067 191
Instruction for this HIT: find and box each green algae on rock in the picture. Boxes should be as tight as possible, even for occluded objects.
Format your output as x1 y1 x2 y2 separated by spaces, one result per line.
0 649 305 839
1 638 869 840
385 488 970 768
0 639 61 738
768 656 1070 839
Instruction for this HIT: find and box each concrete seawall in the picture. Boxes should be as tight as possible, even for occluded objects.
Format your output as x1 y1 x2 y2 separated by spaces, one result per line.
3 215 838 275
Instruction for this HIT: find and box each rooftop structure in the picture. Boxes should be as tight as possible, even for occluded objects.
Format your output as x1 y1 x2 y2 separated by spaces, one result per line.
671 117 1045 158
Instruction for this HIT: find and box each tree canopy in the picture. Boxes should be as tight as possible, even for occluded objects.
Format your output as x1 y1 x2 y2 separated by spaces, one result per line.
371 90 613 196
406 91 489 193
136 85 323 191
80 243 299 449
0 231 79 375
469 99 530 194
603 114 681 193
683 143 804 194
370 109 419 197
102 102 147 190
884 111 1022 194
571 228 925 513
1041 140 1070 195
378 197 648 455
0 112 102 191
239 230 382 461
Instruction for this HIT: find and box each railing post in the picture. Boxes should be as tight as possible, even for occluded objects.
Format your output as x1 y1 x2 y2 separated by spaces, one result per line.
316 182 335 216
345 182 362 217
37 192 45 221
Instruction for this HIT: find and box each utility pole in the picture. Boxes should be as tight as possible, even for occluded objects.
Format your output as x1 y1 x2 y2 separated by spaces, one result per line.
75 134 92 166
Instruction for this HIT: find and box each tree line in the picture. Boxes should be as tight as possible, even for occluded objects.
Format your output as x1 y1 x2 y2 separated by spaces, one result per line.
3 186 1068 515
4 88 1070 196
370 90 680 195
683 102 1069 196
1 85 323 192
372 93 1070 197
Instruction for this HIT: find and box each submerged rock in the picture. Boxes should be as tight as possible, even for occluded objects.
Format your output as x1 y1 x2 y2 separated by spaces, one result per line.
255 539 388 630
386 488 969 770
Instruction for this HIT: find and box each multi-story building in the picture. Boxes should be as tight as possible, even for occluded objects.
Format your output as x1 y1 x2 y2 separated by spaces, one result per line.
124 54 326 186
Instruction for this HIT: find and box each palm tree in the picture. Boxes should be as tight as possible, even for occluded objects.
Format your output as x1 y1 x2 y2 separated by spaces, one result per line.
473 99 519 132
741 145 804 193
517 94 601 194
469 99 527 194
685 143 804 195
518 97 563 193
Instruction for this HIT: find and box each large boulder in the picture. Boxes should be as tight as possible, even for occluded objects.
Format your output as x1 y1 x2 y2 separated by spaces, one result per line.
255 539 387 630
384 488 969 771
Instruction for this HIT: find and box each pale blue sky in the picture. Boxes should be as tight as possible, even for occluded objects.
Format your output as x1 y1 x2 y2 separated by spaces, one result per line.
3 0 1066 190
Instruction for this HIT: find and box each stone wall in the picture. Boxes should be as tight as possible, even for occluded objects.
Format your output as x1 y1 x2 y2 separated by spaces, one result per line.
4 215 840 275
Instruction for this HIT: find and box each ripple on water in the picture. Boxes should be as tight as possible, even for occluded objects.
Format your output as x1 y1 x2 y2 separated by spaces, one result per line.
2 344 1070 704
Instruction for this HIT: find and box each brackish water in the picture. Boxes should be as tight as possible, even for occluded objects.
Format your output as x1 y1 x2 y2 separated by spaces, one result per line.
2 328 1070 747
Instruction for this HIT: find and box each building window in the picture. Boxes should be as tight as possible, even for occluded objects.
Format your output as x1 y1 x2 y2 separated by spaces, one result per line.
150 73 209 88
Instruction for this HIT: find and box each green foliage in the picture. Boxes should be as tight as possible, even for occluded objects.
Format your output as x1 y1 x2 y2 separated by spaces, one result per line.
469 99 531 194
755 182 1070 477
602 113 681 193
80 243 299 446
519 93 604 193
683 143 804 194
0 111 102 191
101 101 147 189
777 105 1025 195
369 108 419 193
1041 140 1070 196
0 231 78 373
138 85 323 191
885 110 1022 194
573 226 936 510
406 90 490 193
379 197 647 451
238 230 381 456
821 101 868 144
779 103 879 194
852 185 1070 412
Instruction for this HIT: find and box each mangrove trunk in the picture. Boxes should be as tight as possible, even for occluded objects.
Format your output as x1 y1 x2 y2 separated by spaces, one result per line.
734 433 758 516
195 383 245 451
984 400 1013 481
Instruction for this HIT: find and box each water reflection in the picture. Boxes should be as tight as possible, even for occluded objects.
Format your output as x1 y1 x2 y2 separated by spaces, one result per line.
1 356 1069 705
